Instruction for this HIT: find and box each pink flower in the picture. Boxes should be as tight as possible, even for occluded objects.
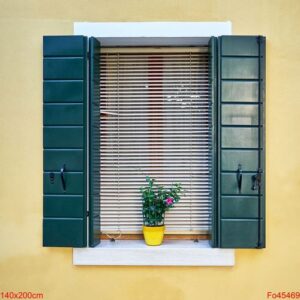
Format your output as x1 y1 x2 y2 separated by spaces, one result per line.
165 197 174 206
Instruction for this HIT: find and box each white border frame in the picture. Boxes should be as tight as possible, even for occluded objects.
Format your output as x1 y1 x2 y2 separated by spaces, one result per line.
74 240 234 266
73 22 234 266
74 21 231 46
74 22 232 37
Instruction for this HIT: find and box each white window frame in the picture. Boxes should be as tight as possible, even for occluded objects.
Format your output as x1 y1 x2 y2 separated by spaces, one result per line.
73 21 234 266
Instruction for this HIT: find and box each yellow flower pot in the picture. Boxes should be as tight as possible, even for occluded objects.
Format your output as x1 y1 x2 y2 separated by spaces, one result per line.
143 225 165 246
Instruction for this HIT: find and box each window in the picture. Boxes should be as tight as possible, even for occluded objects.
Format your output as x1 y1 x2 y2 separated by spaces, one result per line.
99 47 211 238
43 32 265 252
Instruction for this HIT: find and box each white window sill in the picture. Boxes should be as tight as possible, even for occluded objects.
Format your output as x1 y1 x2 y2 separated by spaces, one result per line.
73 240 234 266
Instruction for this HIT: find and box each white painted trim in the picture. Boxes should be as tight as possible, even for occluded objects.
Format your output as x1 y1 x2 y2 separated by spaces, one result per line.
73 240 234 266
74 22 231 37
74 22 232 46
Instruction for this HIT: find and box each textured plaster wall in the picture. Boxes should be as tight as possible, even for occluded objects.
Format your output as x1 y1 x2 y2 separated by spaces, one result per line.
0 1 299 299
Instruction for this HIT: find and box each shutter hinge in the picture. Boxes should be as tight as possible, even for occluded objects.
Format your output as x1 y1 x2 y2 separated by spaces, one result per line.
86 211 90 217
251 168 262 191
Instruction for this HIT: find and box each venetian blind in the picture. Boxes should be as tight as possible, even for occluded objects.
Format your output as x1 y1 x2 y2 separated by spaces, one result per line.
99 47 211 234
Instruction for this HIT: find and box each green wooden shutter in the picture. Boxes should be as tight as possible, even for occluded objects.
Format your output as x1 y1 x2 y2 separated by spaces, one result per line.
216 36 266 248
43 36 88 247
209 37 219 247
89 37 101 247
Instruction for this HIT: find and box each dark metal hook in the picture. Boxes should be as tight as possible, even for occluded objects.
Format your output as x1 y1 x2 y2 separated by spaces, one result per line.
60 164 66 191
237 164 242 193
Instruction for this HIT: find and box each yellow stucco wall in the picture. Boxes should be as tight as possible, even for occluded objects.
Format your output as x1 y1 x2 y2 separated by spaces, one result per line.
0 1 299 299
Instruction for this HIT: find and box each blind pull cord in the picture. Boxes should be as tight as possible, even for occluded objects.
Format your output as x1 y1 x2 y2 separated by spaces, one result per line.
189 51 193 234
105 53 122 242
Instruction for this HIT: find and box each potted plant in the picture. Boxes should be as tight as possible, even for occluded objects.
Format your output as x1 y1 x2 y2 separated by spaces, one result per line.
140 176 183 246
